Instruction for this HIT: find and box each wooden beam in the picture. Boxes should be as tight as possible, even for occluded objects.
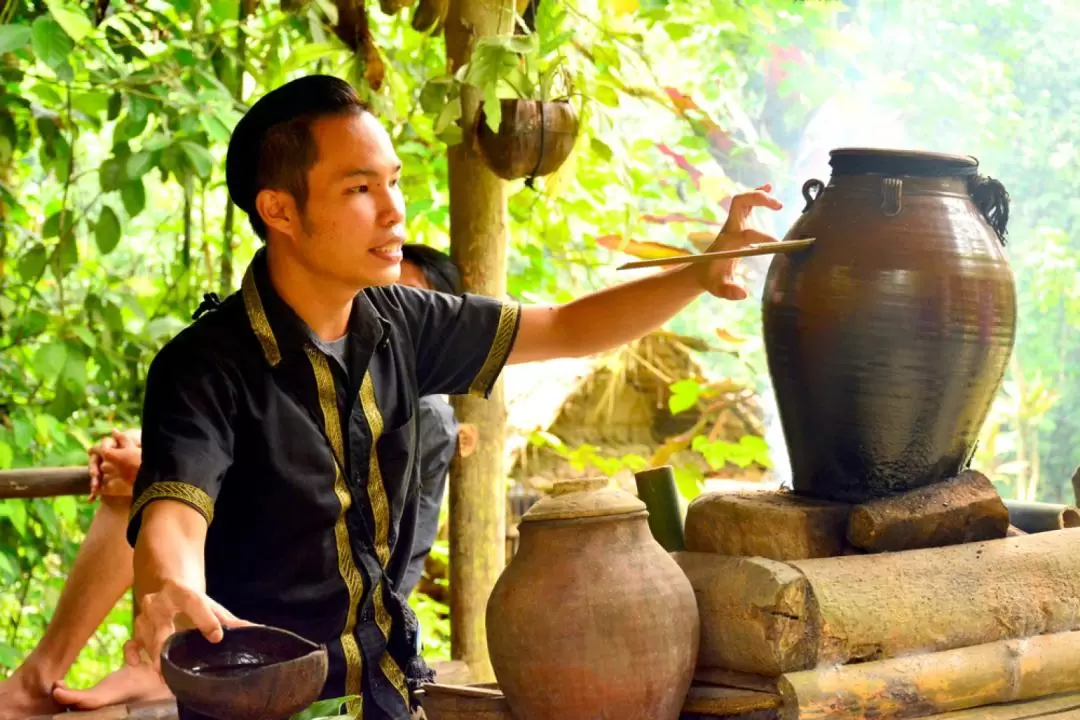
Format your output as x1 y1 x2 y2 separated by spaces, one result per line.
444 0 515 683
0 467 89 499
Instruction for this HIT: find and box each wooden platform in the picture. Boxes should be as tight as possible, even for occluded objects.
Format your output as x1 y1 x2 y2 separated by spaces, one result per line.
29 681 1080 719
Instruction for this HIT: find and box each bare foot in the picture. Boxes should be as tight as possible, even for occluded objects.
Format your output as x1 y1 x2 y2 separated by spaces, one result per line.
0 669 63 720
52 662 172 711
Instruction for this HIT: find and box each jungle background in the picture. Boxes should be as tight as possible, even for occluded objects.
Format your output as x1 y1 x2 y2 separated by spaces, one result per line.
0 0 1076 690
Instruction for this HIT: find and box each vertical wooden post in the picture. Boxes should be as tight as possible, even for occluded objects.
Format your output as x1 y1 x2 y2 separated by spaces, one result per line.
444 0 514 683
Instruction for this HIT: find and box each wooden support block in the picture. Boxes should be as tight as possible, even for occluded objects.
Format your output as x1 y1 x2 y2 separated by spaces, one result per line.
777 630 1080 720
676 529 1080 676
1004 500 1080 534
673 552 813 675
684 491 853 561
846 470 1009 552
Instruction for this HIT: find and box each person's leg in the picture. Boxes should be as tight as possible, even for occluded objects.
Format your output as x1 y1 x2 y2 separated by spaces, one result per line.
0 498 134 719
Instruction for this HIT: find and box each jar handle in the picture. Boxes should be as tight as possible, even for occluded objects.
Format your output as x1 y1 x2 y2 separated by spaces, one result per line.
801 179 825 213
881 177 903 217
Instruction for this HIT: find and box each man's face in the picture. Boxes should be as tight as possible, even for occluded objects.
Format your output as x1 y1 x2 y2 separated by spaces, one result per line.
278 111 407 289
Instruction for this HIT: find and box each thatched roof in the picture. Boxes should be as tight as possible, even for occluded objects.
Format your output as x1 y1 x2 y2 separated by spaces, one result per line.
502 331 772 492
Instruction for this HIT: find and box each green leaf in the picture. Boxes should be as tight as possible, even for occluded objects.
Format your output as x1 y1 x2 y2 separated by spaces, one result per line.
44 0 93 42
53 232 78 278
17 244 47 281
114 112 148 143
482 85 502 134
0 551 17 576
594 85 620 108
125 150 153 179
107 92 122 120
35 340 67 378
290 696 359 720
121 179 146 217
668 378 700 415
672 465 704 502
42 210 74 239
30 16 75 71
0 25 32 54
0 441 11 470
419 79 452 115
178 141 213 179
95 205 121 254
199 114 232 144
54 495 77 525
590 137 613 162
99 156 125 191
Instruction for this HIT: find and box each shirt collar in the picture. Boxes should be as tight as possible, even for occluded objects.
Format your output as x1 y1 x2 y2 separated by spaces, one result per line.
240 247 388 368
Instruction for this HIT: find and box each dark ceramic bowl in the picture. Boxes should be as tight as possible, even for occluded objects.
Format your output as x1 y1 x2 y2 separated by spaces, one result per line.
161 625 329 720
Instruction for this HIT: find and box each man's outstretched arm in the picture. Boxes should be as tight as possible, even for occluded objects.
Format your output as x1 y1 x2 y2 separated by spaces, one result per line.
508 188 782 365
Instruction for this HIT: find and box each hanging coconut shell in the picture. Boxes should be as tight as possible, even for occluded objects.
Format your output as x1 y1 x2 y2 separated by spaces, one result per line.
379 0 415 14
475 99 579 182
410 0 447 33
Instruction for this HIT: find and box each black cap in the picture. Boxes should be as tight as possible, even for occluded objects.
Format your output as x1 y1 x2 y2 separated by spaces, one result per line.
225 75 363 217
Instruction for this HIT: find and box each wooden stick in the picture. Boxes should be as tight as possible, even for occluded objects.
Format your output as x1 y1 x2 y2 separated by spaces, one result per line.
778 630 1080 720
920 692 1080 719
616 238 815 271
0 467 90 499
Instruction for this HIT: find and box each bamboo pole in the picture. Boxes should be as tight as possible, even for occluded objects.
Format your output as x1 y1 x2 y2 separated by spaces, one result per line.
0 467 89 499
443 0 515 683
1003 500 1080 534
778 630 1080 720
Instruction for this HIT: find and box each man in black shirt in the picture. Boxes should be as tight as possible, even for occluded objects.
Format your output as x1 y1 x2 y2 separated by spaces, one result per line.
126 75 781 719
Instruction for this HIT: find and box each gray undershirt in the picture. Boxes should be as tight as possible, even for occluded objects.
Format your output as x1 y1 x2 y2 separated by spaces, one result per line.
311 334 350 377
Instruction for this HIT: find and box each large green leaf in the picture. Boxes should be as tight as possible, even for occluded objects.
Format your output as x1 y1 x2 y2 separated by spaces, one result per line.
0 25 32 55
121 179 146 217
44 0 93 42
95 205 122 254
30 16 75 72
178 141 213 179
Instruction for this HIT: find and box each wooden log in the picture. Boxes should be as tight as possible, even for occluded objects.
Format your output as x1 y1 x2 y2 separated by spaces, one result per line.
777 630 1080 720
676 529 1080 675
920 692 1080 719
846 470 1009 552
1003 500 1080 534
430 659 473 685
684 491 852 561
1006 524 1028 537
444 0 514 683
673 552 813 675
0 466 89 499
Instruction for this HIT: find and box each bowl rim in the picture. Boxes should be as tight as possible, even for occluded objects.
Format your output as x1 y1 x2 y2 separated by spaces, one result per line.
161 625 329 687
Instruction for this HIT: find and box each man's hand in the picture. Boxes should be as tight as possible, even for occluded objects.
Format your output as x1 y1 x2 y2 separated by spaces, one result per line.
699 185 784 300
88 429 142 500
128 579 252 673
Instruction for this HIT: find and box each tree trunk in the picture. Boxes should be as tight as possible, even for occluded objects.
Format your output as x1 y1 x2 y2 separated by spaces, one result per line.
444 0 515 683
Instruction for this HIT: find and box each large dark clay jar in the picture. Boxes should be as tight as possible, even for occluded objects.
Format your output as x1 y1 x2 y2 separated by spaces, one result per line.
486 477 699 720
762 148 1016 503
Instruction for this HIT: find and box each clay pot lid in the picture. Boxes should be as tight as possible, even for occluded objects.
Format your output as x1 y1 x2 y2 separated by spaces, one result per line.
520 477 646 523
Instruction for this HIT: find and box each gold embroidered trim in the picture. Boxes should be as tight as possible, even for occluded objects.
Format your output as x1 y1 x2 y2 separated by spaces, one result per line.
358 371 391 567
242 264 281 367
373 582 410 708
130 481 215 526
305 347 364 699
468 301 520 398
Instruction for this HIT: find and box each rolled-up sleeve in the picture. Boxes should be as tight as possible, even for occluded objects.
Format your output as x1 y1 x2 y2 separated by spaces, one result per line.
386 285 521 399
127 338 237 547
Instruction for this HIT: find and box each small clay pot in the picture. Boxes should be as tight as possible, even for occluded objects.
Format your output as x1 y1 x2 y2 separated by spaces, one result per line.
486 477 699 720
475 99 579 181
161 625 328 720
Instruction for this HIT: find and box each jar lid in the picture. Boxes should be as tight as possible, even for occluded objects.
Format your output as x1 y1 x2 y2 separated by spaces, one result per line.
520 477 646 523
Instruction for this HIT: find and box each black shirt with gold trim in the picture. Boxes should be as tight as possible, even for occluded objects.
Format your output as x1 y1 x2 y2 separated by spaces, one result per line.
127 249 521 719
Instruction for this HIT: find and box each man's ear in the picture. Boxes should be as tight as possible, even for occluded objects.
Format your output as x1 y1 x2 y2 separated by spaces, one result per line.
255 188 297 236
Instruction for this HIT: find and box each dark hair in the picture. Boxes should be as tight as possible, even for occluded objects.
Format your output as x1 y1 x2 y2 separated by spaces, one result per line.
401 244 463 295
225 75 369 240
